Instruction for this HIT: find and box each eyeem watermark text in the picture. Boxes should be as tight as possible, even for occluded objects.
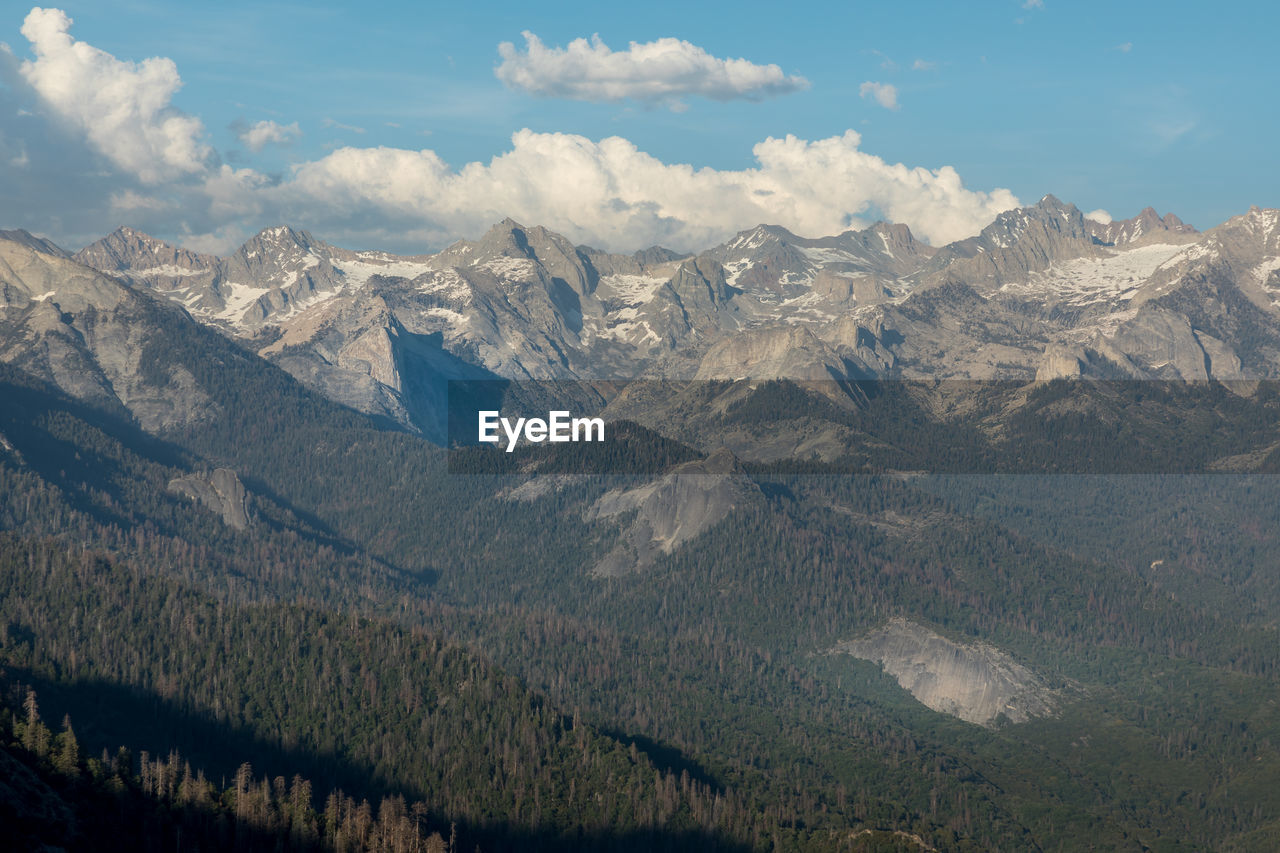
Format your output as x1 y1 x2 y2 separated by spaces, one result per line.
478 411 605 452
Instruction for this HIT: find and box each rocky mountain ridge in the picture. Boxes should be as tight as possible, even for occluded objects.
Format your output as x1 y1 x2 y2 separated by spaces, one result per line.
9 197 1280 438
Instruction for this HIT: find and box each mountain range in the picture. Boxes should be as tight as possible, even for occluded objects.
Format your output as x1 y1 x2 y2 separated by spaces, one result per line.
4 196 1276 444
6 198 1280 850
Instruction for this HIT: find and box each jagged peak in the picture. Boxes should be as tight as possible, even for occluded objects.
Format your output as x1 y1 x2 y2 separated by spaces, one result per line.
110 224 154 240
1212 206 1280 246
1084 206 1199 247
520 223 582 256
1130 207 1195 232
1242 206 1280 230
1038 195 1082 217
982 198 1084 241
471 218 539 260
74 226 220 272
869 221 913 237
719 223 798 253
96 225 183 252
243 224 313 247
492 217 527 233
231 226 326 267
866 220 927 248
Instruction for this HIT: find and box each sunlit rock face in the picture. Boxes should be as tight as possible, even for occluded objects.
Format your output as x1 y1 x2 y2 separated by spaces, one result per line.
835 618 1058 726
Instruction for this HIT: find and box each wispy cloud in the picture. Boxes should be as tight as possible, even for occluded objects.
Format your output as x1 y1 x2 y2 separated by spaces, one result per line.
235 119 300 152
859 81 899 110
870 49 898 72
911 59 937 71
1150 117 1196 145
1022 0 1044 9
1115 42 1133 53
495 32 809 108
322 118 366 134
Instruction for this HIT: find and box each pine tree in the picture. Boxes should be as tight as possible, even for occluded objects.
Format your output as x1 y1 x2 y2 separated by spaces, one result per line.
54 714 80 777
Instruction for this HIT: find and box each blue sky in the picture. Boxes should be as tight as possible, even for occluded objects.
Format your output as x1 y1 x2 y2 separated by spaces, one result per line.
1 1 1275 254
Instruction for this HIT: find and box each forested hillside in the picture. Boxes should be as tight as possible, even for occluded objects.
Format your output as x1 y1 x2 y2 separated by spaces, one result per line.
6 352 1280 849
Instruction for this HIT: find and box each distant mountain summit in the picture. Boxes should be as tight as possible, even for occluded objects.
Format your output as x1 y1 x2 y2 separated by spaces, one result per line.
1088 206 1198 246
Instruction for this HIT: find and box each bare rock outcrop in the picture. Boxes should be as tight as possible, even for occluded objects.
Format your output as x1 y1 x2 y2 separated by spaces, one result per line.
586 448 760 576
167 468 252 530
695 325 856 382
835 618 1058 726
1034 344 1085 382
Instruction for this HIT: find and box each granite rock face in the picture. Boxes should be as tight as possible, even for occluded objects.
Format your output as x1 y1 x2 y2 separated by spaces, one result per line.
695 325 857 382
0 232 218 431
585 449 761 576
835 619 1058 727
167 468 252 530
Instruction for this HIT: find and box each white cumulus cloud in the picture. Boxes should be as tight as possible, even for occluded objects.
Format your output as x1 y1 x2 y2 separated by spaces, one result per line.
238 119 301 152
495 32 809 106
859 81 899 110
273 129 1018 252
18 6 210 183
1085 209 1112 224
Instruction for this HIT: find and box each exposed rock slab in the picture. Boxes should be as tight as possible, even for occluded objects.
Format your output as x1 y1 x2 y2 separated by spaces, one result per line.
168 468 252 530
835 618 1058 726
586 449 761 576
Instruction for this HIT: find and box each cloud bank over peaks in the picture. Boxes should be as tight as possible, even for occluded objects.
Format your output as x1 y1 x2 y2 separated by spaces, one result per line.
495 32 809 107
278 129 1019 252
18 6 211 183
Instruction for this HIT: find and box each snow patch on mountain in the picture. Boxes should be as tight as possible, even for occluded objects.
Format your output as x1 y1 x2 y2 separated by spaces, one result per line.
406 268 470 300
334 257 437 290
477 256 538 281
126 263 208 277
999 243 1185 307
597 273 665 305
216 282 270 321
798 245 858 265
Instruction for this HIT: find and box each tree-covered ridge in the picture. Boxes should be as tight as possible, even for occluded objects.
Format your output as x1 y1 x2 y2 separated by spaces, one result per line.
0 533 777 851
1 681 458 853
